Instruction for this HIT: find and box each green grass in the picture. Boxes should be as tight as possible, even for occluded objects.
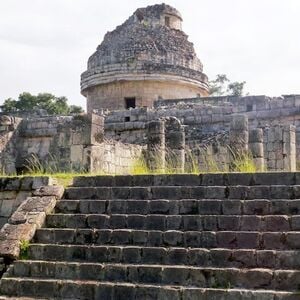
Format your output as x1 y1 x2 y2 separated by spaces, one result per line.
0 146 262 179
130 156 150 175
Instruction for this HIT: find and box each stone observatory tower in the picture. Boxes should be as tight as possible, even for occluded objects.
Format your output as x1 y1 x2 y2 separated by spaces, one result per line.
81 3 209 112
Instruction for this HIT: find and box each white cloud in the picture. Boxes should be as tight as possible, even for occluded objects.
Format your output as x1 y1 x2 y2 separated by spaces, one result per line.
0 0 299 110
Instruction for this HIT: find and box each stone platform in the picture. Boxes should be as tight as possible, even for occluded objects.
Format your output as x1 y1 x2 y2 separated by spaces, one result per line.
1 173 300 299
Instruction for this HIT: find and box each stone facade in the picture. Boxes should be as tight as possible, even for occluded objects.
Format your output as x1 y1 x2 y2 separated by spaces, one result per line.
0 93 299 174
81 4 208 112
0 113 142 175
103 94 300 172
86 80 206 112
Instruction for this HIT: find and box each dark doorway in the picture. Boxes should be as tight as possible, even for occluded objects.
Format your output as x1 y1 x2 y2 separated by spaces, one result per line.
165 16 170 27
125 97 136 109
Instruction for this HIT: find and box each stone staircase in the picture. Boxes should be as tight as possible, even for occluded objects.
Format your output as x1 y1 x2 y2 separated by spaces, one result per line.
1 173 300 299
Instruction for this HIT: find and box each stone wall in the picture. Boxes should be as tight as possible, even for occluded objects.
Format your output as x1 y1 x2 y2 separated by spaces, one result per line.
104 94 300 162
142 114 297 173
0 94 299 174
0 177 55 229
264 125 296 171
86 79 206 112
0 113 143 175
0 114 104 174
89 141 143 175
0 177 64 278
16 114 104 172
0 116 22 174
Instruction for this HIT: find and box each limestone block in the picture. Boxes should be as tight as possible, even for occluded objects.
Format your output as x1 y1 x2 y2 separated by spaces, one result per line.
20 177 34 190
0 200 14 217
0 238 20 259
268 160 276 170
89 113 104 126
0 223 36 242
1 178 21 191
33 186 64 199
267 129 275 143
16 196 57 214
201 115 212 123
276 160 284 170
270 99 283 109
268 152 276 160
249 129 263 143
230 115 248 131
32 177 56 190
0 191 17 200
72 131 85 145
283 97 295 108
295 96 300 107
26 211 46 228
252 158 264 171
274 126 283 140
138 114 148 122
211 114 224 123
70 145 83 163
250 143 264 157
124 122 134 130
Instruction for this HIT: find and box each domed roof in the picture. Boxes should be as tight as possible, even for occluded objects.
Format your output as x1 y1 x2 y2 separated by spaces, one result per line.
81 3 208 93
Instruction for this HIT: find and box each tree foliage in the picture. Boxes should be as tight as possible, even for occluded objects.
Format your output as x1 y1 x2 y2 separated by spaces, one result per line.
0 92 84 115
209 74 247 97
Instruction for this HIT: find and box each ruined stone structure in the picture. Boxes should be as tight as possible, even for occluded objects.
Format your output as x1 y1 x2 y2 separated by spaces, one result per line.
1 4 300 299
81 4 209 112
104 94 300 172
0 114 142 175
0 4 299 175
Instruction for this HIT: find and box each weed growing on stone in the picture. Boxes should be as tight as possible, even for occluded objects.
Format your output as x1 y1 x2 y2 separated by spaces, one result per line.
24 153 87 174
130 146 257 175
15 145 258 177
19 240 30 260
131 156 150 175
228 148 257 173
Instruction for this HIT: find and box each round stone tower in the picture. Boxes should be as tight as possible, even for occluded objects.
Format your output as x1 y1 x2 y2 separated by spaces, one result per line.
81 3 209 112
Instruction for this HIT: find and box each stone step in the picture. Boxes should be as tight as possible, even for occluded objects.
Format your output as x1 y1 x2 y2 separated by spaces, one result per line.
55 199 300 215
45 213 300 232
1 277 299 300
27 244 300 269
34 228 300 250
0 298 46 300
64 185 300 200
72 173 299 187
7 261 300 291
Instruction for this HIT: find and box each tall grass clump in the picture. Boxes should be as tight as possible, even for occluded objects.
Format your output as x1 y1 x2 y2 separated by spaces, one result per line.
24 153 88 175
185 149 200 174
130 155 150 175
228 147 257 173
165 148 184 174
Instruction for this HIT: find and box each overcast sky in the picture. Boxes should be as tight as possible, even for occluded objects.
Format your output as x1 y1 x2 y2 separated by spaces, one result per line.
0 0 299 110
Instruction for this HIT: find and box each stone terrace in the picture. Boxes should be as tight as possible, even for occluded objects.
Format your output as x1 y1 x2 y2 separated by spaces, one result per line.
1 173 300 299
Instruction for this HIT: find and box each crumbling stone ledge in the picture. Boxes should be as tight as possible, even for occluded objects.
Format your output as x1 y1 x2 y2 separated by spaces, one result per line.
0 178 64 277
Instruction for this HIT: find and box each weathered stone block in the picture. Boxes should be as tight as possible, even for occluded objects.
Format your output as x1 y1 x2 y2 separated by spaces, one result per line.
33 186 64 199
0 200 14 217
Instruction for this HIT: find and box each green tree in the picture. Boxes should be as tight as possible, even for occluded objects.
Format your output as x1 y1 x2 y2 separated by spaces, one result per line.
1 92 84 115
209 74 247 97
227 81 247 96
209 74 230 96
0 98 18 112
